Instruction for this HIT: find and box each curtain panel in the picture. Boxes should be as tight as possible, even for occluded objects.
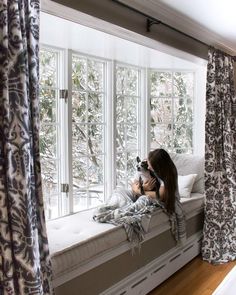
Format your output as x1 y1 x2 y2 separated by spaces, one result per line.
202 47 236 263
0 0 53 294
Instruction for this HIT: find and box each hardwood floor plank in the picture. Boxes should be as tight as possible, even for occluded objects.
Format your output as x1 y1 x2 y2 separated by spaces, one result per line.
148 255 236 295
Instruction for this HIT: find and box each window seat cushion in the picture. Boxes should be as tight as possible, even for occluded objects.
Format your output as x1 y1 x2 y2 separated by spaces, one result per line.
47 193 204 284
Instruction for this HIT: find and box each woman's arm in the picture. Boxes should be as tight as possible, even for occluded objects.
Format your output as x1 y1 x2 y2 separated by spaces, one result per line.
131 181 141 195
143 178 165 200
131 178 165 200
158 186 165 201
143 190 156 199
131 180 157 198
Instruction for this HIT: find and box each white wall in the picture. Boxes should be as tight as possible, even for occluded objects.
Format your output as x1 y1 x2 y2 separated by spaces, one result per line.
40 12 205 70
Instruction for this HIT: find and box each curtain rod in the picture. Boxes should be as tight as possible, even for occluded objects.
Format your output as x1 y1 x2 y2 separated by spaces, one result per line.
111 0 209 48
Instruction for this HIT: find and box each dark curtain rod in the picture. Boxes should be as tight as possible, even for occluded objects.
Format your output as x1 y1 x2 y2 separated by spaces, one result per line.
111 0 209 48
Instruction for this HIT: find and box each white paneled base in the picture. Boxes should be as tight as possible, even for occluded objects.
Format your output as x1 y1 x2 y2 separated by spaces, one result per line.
212 266 236 295
101 232 202 295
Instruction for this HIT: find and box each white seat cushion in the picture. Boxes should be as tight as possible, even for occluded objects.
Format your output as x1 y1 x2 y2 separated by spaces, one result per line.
47 195 205 281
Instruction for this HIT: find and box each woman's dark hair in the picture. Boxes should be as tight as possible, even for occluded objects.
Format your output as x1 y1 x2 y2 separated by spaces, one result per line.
148 149 177 213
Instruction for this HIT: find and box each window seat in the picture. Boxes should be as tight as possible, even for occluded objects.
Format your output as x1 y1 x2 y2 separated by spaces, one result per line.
47 194 204 292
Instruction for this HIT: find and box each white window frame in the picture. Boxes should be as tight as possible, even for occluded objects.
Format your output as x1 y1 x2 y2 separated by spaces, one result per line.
68 50 110 213
147 68 195 154
114 61 143 189
39 46 197 220
39 44 68 219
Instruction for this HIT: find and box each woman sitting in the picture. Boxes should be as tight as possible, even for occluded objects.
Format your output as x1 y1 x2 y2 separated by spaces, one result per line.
132 148 186 242
132 148 180 214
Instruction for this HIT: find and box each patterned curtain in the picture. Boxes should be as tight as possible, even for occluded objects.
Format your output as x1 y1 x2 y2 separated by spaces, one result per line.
0 1 53 294
202 47 236 263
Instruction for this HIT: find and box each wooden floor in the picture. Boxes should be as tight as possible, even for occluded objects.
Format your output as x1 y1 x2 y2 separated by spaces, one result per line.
148 255 236 295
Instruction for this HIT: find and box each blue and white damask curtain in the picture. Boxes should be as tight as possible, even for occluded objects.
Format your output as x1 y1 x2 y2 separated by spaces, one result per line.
202 47 236 264
0 1 53 294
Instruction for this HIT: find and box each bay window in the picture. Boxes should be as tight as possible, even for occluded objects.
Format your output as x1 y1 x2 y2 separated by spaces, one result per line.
39 47 196 220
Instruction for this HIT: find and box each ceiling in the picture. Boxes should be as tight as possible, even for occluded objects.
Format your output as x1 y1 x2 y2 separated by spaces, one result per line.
121 0 236 55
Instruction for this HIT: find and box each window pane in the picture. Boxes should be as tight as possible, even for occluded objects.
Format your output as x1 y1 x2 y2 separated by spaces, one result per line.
41 160 59 195
115 64 140 188
173 123 192 153
39 88 56 123
88 191 104 207
150 98 172 124
150 124 172 150
174 98 193 124
39 50 57 87
41 159 59 220
149 70 194 154
116 66 126 94
116 95 126 124
88 155 104 186
173 72 194 97
39 47 61 220
126 68 138 96
87 60 104 92
126 124 138 150
72 123 87 157
72 56 86 91
150 72 172 97
73 155 104 211
73 157 87 189
116 123 125 152
88 93 103 123
44 195 59 220
126 97 138 124
88 124 103 154
73 191 87 212
73 190 104 212
72 91 87 122
71 54 106 212
39 125 57 159
116 152 126 187
127 151 138 180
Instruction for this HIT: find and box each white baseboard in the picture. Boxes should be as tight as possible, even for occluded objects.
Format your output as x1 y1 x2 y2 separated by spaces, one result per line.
101 231 202 295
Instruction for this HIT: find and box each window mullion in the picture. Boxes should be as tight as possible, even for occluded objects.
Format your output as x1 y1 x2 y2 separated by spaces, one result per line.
146 68 151 153
106 60 113 197
67 49 74 214
140 68 147 159
171 71 174 152
85 58 89 209
112 61 117 191
59 49 69 217
55 51 61 217
124 69 128 187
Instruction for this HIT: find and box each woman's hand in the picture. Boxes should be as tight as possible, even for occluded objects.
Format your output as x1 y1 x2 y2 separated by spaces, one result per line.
143 177 156 191
131 181 141 195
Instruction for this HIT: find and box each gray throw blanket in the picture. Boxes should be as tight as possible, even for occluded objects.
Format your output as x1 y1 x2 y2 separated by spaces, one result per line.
93 189 186 246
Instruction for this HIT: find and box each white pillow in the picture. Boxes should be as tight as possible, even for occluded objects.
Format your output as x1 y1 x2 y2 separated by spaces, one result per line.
178 174 197 198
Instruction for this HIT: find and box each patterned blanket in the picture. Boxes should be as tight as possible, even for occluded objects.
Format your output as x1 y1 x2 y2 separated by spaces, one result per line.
93 189 186 246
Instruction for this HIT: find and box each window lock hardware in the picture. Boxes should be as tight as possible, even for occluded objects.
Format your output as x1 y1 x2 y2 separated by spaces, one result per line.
61 183 69 193
60 89 68 102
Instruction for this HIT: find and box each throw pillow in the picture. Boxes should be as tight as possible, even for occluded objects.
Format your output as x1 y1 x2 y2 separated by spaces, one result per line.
178 174 197 198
